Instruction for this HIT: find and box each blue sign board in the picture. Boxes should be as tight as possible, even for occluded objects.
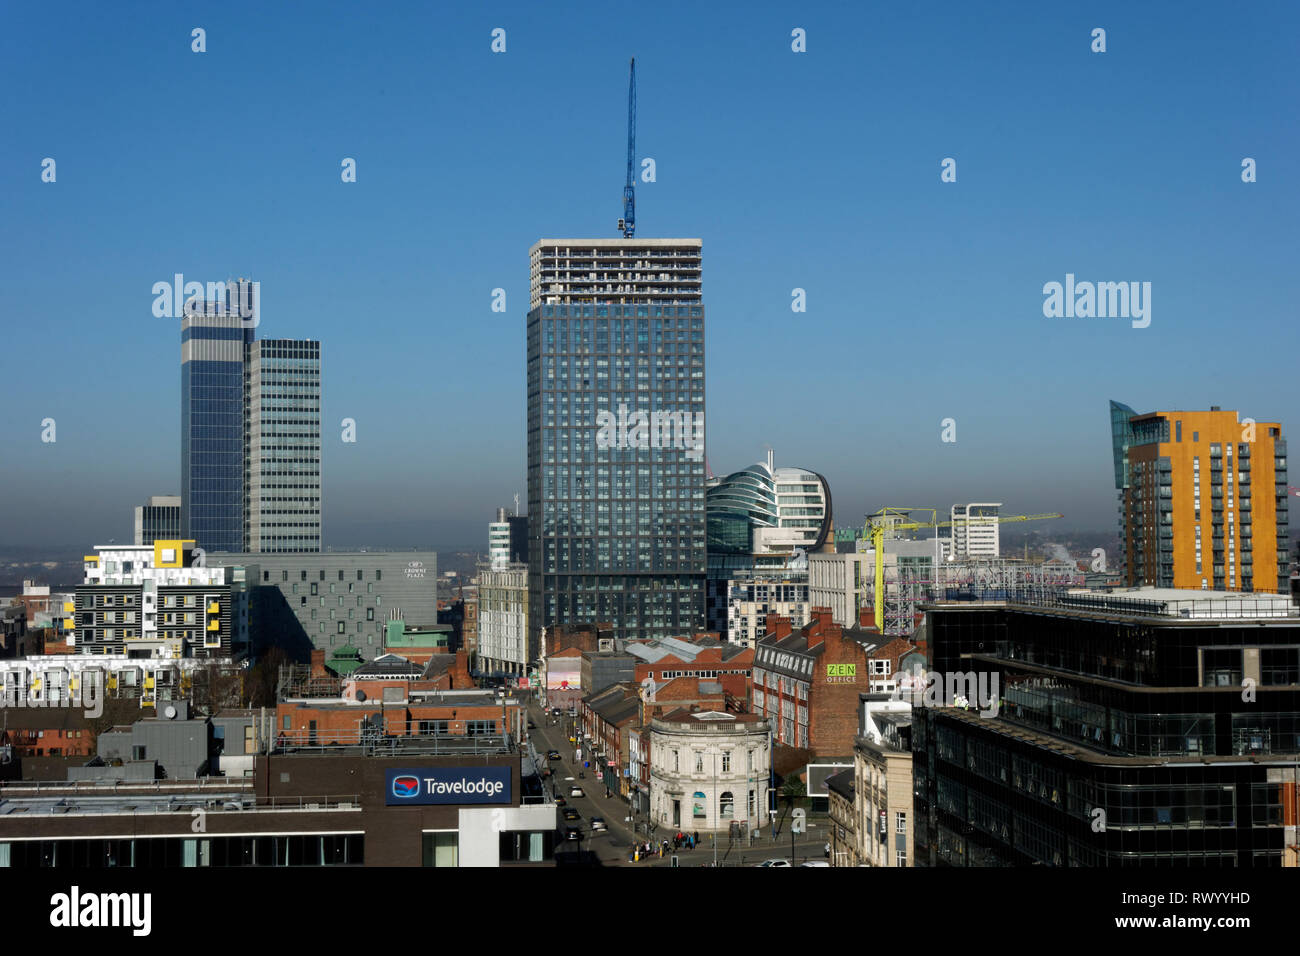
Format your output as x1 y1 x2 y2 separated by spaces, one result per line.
385 767 512 806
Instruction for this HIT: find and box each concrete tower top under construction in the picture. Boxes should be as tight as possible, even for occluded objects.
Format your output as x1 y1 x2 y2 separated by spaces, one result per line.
526 237 706 645
529 238 702 308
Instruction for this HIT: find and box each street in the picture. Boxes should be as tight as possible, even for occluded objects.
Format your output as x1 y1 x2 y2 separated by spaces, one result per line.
524 697 830 867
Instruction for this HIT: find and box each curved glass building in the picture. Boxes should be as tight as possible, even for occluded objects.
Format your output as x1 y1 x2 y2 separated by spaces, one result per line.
705 452 832 638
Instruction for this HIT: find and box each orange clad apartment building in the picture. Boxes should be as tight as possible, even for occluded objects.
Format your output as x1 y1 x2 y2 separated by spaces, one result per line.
1111 402 1290 593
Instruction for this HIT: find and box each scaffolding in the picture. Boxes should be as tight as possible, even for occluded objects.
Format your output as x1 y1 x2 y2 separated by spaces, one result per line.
872 557 1085 636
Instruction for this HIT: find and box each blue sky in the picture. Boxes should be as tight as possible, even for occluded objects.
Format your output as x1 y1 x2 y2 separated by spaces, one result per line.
2 0 1296 550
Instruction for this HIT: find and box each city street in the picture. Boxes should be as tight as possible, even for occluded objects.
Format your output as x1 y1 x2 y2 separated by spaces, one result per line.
524 698 830 867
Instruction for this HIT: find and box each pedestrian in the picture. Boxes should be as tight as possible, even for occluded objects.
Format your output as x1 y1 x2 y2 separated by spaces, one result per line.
693 830 699 848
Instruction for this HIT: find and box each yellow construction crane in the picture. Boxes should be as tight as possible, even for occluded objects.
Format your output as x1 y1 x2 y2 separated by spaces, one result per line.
834 508 1064 631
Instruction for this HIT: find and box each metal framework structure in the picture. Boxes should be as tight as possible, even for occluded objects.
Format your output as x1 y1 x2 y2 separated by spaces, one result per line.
875 557 1085 636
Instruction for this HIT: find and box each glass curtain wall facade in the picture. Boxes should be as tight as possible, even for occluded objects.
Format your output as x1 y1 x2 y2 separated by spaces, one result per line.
527 239 706 644
914 602 1300 866
182 313 253 553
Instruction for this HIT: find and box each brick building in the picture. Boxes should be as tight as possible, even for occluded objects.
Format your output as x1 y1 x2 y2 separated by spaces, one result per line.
753 607 918 758
275 688 526 747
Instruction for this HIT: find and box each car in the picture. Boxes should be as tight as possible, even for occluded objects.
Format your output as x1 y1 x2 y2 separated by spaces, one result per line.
547 751 561 761
562 808 580 821
799 861 830 867
569 787 585 798
756 859 792 867
554 795 566 807
527 720 536 730
590 817 607 832
563 825 582 841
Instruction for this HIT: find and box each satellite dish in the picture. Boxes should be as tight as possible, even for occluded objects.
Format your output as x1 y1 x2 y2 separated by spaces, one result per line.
164 705 177 720
356 690 367 702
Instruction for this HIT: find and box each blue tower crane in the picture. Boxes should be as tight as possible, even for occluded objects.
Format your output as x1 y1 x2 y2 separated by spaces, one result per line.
619 58 636 238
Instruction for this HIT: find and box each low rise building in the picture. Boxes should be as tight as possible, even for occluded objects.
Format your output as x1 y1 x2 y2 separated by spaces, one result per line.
851 695 914 868
726 572 809 648
649 708 771 835
477 562 529 677
0 736 555 867
72 541 250 660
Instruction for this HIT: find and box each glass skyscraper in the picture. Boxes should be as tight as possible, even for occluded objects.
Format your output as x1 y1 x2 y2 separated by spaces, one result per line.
527 239 706 643
181 283 321 553
181 311 252 553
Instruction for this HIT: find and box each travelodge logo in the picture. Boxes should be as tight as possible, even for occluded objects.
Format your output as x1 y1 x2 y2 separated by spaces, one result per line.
384 767 512 806
391 774 421 799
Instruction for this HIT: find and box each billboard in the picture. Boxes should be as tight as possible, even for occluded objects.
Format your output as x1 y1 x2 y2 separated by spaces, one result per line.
384 767 512 806
805 762 853 798
547 658 581 691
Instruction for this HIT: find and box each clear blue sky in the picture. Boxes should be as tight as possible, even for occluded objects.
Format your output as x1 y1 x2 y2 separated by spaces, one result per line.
2 0 1296 550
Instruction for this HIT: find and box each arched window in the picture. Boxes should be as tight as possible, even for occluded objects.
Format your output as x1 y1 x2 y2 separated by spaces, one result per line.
720 791 734 819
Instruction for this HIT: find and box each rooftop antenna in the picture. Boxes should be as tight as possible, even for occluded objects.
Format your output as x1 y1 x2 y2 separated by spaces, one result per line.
618 58 637 237
514 493 521 516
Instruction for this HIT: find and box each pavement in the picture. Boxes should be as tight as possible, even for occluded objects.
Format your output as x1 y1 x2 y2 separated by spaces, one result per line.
523 698 832 868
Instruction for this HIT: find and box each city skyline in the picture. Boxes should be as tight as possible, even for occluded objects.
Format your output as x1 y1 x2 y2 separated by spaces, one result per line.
4 2 1297 552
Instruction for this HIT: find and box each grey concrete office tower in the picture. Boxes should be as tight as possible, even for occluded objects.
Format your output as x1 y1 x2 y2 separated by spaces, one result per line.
527 239 706 644
134 495 182 545
181 281 321 553
211 552 437 661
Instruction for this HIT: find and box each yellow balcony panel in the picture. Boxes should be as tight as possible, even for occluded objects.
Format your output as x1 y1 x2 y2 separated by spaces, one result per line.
207 620 221 631
207 602 220 614
63 619 75 629
83 556 99 564
63 602 74 614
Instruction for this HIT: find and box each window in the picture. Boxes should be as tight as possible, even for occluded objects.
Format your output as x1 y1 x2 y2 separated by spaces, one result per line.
671 750 679 772
720 791 734 819
466 720 495 736
896 811 906 833
421 832 458 867
721 751 731 773
695 752 704 773
338 622 345 634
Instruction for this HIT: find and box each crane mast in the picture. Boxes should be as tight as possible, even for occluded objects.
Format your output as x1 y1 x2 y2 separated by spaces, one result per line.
619 58 637 238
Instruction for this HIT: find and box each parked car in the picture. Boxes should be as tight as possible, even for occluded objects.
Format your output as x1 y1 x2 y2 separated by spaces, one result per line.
799 861 830 867
590 817 607 832
569 786 585 798
756 859 792 867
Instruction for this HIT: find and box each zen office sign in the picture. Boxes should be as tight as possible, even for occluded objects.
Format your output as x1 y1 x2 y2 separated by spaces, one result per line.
826 663 857 683
385 767 511 806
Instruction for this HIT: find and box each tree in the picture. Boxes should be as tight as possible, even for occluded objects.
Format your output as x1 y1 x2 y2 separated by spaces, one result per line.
247 647 289 708
781 777 806 809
